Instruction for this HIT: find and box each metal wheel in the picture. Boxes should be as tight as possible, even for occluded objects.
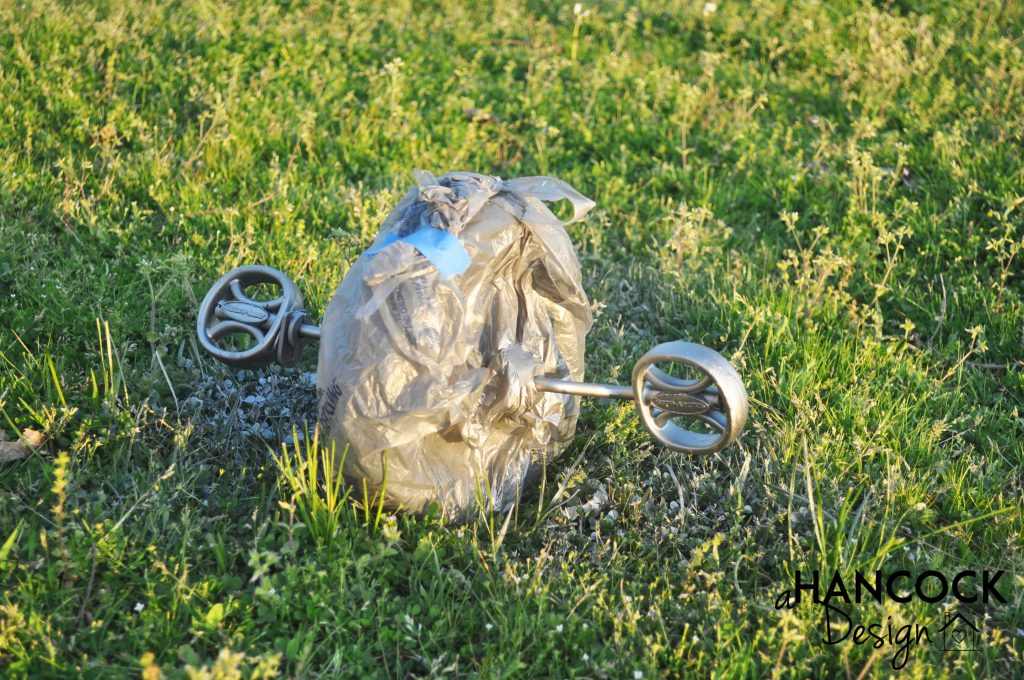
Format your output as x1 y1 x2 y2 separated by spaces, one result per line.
196 265 310 369
631 341 748 454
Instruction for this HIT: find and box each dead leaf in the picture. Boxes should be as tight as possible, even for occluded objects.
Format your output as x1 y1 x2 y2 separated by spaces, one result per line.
464 108 501 125
22 429 45 447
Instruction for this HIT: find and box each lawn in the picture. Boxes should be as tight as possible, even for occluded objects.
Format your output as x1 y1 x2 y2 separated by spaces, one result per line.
1 0 1023 677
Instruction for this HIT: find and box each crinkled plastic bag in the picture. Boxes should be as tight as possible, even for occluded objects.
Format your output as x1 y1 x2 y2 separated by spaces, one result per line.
317 171 595 519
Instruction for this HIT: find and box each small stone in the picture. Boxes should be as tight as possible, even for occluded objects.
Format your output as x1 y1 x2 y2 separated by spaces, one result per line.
0 440 27 463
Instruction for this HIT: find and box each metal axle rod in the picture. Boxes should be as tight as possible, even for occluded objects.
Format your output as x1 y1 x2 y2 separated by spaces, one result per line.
197 266 748 454
534 377 633 401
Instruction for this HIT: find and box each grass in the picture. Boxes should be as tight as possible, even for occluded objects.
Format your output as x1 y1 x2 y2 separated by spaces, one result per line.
1 0 1023 677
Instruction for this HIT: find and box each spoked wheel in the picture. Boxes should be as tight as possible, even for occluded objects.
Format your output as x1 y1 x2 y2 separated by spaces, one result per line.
196 265 314 369
631 341 748 454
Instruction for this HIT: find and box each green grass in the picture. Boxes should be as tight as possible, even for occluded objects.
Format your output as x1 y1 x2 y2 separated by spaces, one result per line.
2 0 1023 677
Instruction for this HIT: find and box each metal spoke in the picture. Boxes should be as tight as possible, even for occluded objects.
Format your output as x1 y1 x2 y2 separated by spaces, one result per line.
206 319 265 343
644 365 712 393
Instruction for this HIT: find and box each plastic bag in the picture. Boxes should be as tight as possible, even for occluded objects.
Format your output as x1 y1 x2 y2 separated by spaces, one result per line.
316 171 595 519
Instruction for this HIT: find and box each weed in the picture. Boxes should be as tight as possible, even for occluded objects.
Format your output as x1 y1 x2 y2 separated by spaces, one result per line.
272 428 350 549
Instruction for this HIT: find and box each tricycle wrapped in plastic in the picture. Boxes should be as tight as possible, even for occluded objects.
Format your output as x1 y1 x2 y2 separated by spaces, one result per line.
197 171 747 520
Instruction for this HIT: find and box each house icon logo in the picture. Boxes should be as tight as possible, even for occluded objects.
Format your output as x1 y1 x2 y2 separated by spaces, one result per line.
939 612 979 653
